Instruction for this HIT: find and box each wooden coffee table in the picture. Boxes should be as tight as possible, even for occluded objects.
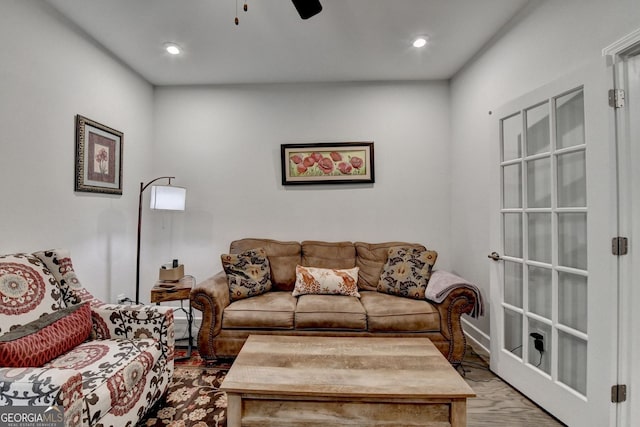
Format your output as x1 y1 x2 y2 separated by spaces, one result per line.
221 335 475 426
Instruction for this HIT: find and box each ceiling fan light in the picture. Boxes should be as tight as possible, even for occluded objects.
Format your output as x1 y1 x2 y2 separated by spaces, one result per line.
164 43 182 55
412 37 428 48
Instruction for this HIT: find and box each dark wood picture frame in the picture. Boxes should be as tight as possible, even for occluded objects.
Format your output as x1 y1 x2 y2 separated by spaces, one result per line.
281 142 375 185
75 115 123 195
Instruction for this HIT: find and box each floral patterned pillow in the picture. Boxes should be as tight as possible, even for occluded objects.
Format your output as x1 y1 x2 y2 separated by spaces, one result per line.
377 247 438 299
221 248 273 301
293 265 360 297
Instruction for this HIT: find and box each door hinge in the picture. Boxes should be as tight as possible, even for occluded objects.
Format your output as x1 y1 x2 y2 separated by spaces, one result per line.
612 384 627 403
609 89 625 108
612 237 628 256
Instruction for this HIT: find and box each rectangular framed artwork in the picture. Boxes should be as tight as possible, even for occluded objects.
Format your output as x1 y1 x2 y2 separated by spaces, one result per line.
75 115 123 195
281 142 375 185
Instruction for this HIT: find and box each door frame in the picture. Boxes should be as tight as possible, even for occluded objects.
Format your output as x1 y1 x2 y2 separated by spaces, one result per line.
602 27 640 427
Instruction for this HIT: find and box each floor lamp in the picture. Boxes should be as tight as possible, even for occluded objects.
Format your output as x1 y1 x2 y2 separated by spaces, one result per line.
136 176 186 304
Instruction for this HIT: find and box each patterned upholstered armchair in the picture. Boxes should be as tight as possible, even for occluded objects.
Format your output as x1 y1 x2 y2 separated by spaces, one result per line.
0 250 174 427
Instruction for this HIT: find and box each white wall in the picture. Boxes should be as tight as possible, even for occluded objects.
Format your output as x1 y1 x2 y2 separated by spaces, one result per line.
0 1 154 302
450 0 640 347
151 82 453 290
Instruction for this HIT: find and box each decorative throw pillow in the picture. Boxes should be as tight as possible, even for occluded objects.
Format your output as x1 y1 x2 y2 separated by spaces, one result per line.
377 247 438 299
0 253 64 335
293 265 360 297
33 249 96 306
0 302 92 367
221 248 273 301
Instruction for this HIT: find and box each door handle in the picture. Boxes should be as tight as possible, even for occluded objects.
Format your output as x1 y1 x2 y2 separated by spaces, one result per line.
488 252 502 261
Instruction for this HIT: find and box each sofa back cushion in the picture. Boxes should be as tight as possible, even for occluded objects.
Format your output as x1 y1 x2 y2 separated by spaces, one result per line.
230 239 301 291
354 242 427 291
0 253 64 335
301 241 356 270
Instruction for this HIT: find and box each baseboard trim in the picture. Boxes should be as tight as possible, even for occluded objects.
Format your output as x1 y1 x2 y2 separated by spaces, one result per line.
462 318 490 355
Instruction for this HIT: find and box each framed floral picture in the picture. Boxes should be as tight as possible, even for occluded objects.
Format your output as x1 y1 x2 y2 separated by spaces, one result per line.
75 115 123 195
281 142 375 185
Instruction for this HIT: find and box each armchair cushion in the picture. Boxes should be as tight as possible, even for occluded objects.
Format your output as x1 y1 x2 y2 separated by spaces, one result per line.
377 247 438 300
0 366 84 421
0 253 63 335
221 248 273 301
45 338 163 426
0 302 91 367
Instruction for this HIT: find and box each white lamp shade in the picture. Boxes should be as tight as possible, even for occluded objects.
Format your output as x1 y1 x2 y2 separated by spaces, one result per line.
149 185 186 211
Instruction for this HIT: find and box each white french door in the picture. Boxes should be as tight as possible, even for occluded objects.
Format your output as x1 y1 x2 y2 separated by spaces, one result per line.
489 60 618 426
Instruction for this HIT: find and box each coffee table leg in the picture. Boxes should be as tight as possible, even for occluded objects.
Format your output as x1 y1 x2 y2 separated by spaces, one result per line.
226 393 242 427
450 399 467 427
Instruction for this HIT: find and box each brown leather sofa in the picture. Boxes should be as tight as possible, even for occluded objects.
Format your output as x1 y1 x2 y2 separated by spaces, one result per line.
190 238 480 366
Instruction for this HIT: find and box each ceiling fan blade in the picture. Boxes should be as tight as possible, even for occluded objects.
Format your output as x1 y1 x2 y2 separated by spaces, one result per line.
291 0 322 20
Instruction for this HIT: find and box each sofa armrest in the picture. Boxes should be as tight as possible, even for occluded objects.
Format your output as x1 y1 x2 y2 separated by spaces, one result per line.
190 271 230 359
90 303 175 363
431 287 477 365
0 367 83 416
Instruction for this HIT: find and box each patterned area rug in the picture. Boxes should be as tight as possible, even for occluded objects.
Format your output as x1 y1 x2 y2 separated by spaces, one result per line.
138 350 230 427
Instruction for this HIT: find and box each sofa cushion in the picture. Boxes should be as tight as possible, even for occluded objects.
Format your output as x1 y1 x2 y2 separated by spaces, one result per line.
33 249 96 306
45 338 162 425
0 302 91 367
377 247 438 299
0 253 64 335
292 265 360 297
355 242 427 291
301 241 356 269
230 239 301 291
222 292 296 329
222 248 273 301
360 291 440 332
295 294 366 330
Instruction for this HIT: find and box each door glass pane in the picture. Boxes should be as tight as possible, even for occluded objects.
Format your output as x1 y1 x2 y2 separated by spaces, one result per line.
528 266 551 319
504 261 523 308
502 113 523 161
528 213 551 264
559 272 588 333
556 89 585 149
504 213 523 258
528 318 551 374
558 213 587 270
558 332 587 396
503 164 522 208
557 150 586 207
526 103 550 155
527 157 551 208
505 309 523 358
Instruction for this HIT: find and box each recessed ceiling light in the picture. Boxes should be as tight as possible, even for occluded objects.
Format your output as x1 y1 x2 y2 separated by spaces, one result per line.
412 37 428 48
164 43 182 55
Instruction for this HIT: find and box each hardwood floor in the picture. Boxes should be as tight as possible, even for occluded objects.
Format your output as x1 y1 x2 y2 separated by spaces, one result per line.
461 344 565 426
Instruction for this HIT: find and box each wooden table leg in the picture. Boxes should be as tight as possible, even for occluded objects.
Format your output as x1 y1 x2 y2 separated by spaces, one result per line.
226 393 242 427
450 399 467 427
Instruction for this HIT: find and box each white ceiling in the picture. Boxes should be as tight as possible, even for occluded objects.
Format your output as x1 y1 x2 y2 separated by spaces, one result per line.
46 0 530 86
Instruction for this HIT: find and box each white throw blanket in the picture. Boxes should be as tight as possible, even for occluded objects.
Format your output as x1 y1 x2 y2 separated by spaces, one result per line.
426 270 484 318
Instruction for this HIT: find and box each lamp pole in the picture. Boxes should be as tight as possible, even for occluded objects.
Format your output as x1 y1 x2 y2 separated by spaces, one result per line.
135 176 175 304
